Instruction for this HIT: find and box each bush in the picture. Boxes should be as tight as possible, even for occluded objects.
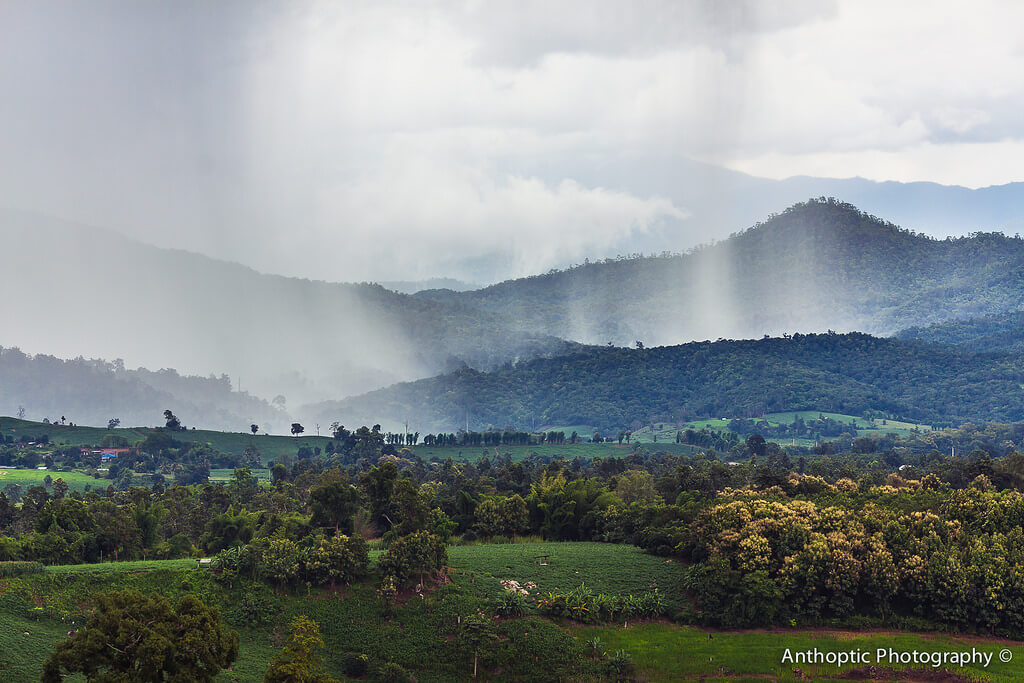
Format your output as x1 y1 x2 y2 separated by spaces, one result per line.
376 661 412 682
606 649 634 678
496 589 526 617
342 652 370 677
0 561 44 577
227 591 277 626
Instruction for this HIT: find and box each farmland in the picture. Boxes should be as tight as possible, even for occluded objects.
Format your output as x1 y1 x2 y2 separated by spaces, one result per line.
0 467 109 491
3 544 1022 681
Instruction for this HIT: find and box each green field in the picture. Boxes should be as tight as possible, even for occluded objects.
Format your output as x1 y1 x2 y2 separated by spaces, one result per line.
0 416 333 463
447 542 690 612
3 543 1023 681
574 622 1024 682
45 559 198 574
0 467 111 492
209 468 272 483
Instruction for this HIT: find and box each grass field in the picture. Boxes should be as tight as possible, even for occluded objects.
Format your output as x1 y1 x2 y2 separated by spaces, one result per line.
45 559 198 574
209 468 272 483
0 467 110 491
574 622 1024 682
0 416 333 463
3 543 1023 681
447 542 690 611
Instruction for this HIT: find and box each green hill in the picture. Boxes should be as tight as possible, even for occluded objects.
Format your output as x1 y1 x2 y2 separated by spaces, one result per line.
313 332 1024 432
417 198 1024 346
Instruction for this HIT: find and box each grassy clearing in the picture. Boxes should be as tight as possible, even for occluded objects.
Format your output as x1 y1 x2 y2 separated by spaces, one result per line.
45 559 198 574
573 622 1024 682
448 542 689 612
0 416 331 462
0 468 108 491
209 467 271 483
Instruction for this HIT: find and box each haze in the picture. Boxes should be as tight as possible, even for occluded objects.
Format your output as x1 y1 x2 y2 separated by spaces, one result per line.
4 0 1024 286
4 1 1024 426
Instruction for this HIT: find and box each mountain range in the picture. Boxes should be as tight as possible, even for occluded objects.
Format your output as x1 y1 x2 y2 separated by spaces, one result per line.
4 191 1024 431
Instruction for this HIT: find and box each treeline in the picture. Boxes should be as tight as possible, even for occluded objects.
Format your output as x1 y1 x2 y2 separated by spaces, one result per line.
324 331 1024 432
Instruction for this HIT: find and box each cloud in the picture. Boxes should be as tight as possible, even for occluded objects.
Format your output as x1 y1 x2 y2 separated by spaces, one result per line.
306 151 687 280
2 0 1024 284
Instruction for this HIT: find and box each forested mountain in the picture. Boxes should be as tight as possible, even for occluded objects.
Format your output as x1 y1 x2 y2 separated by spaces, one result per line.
897 310 1024 353
312 332 1024 432
0 346 287 431
417 198 1024 346
0 209 577 407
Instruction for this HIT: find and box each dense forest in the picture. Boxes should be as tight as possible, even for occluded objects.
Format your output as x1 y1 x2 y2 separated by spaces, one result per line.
418 198 1024 346
316 332 1024 432
898 309 1024 353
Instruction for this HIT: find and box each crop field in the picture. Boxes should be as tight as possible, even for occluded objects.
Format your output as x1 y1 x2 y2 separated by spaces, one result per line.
573 622 1024 682
45 559 198 574
447 542 690 611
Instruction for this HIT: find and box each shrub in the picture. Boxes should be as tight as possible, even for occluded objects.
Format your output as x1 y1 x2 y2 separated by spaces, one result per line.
606 649 633 678
343 652 370 677
376 661 412 682
496 589 526 617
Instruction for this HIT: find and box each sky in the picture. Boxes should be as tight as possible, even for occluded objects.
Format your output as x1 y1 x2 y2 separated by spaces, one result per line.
3 0 1024 284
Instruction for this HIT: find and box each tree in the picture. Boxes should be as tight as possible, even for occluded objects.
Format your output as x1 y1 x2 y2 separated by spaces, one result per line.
164 409 182 431
378 530 447 588
108 418 120 430
475 494 528 540
41 590 238 682
264 616 337 683
17 405 25 419
291 423 305 437
309 482 361 533
251 424 259 436
460 610 500 678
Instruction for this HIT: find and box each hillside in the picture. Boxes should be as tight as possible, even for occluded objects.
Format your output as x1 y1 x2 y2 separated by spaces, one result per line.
0 347 288 432
0 209 577 407
897 310 1024 353
417 198 1024 346
311 332 1024 432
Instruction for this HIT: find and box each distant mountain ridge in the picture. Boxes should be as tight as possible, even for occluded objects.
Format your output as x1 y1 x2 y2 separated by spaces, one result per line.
0 209 578 407
416 198 1024 346
0 346 287 431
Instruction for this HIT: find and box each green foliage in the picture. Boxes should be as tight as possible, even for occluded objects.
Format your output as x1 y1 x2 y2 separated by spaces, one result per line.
341 652 369 678
537 585 666 623
264 616 337 683
40 589 238 682
496 588 526 617
0 560 43 577
376 574 398 615
378 531 448 588
329 331 1024 431
375 660 413 682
